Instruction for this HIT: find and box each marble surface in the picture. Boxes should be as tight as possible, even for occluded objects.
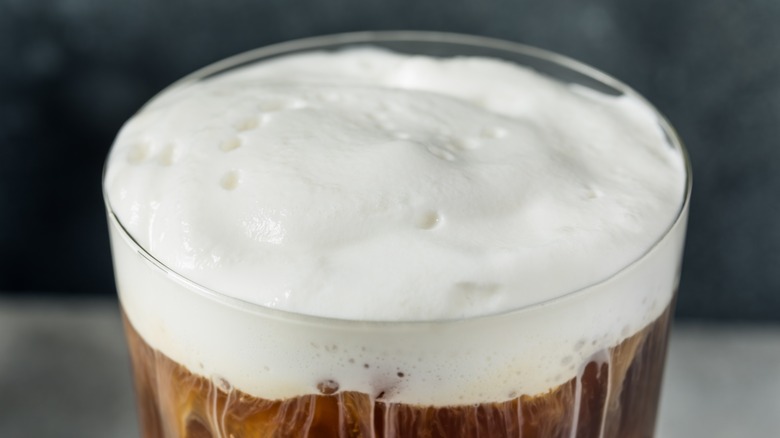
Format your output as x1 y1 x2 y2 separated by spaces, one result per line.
0 297 778 437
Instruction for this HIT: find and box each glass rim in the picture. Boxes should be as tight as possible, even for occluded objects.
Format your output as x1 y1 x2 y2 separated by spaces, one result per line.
103 30 692 328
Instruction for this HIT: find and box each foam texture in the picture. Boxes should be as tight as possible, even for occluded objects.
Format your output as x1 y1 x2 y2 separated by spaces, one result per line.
106 48 688 405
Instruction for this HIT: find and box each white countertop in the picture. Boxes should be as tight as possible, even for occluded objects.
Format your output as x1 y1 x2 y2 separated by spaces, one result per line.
0 297 778 437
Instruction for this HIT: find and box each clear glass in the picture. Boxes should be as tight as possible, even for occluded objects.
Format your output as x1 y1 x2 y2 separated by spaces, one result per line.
105 31 691 438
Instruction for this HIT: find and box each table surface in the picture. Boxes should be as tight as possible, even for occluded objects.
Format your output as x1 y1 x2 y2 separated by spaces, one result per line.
1 297 778 438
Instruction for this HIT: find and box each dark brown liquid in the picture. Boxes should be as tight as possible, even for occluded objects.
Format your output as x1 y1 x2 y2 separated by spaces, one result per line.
124 306 671 438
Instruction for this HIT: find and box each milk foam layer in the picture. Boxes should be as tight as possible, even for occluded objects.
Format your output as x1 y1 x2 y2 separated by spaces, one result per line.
107 49 685 321
106 46 688 405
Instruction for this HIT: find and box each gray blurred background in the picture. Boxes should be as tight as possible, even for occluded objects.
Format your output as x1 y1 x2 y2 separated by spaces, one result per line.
0 0 778 320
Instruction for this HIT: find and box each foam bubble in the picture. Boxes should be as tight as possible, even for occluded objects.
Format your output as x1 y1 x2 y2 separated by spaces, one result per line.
126 142 149 164
158 143 178 166
415 210 441 230
219 137 242 152
220 170 240 190
317 380 340 395
236 117 260 131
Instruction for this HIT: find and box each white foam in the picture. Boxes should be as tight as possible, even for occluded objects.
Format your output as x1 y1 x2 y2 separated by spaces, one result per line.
105 48 688 405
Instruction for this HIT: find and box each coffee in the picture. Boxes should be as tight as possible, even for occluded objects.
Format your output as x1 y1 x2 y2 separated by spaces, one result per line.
104 33 689 437
124 305 672 437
